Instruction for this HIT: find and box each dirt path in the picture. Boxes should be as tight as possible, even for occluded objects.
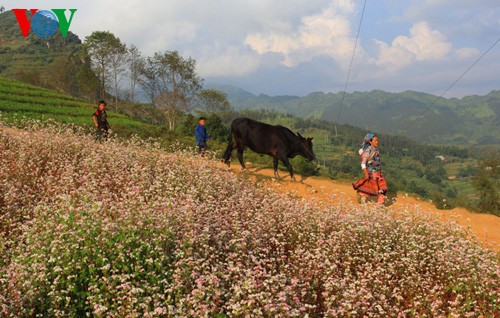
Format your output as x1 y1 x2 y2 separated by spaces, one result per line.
223 162 500 253
3 125 498 253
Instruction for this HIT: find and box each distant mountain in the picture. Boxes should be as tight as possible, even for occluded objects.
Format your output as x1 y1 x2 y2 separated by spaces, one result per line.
204 84 257 103
208 83 500 146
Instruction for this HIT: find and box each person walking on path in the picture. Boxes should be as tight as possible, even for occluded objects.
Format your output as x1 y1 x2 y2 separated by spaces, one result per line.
352 133 387 205
93 100 111 142
195 117 210 156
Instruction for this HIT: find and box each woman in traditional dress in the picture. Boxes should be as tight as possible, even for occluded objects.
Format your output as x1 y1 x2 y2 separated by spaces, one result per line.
352 133 387 205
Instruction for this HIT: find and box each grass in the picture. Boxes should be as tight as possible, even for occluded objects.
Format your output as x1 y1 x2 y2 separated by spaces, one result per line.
0 76 168 140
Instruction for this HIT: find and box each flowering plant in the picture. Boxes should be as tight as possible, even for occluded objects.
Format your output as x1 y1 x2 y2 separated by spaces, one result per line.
1 121 498 317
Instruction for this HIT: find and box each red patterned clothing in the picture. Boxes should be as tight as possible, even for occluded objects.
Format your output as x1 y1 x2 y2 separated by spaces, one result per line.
353 145 387 199
353 171 387 196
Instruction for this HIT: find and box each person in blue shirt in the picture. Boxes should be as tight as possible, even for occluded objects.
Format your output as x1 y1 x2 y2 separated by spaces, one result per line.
195 117 210 156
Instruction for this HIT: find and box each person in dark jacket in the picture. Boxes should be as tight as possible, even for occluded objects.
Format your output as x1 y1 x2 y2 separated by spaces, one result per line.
93 100 110 142
195 117 210 156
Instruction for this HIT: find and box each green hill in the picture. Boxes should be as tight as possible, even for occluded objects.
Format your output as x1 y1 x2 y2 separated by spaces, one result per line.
209 85 500 147
0 10 99 100
0 10 81 74
0 76 165 138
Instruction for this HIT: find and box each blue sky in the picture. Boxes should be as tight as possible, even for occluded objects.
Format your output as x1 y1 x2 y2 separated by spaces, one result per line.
5 0 500 97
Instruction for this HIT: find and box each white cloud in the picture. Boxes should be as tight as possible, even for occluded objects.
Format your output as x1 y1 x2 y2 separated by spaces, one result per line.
370 40 413 73
455 47 479 59
5 0 497 97
244 0 358 67
370 21 453 72
195 45 260 77
393 22 452 60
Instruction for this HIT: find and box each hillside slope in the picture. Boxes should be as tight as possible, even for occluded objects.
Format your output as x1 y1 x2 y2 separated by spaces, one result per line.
210 84 500 146
0 76 165 138
226 163 500 252
2 76 496 215
0 10 82 77
1 124 498 316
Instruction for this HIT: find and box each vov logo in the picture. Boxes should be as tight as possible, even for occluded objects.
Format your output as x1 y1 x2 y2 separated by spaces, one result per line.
12 8 77 38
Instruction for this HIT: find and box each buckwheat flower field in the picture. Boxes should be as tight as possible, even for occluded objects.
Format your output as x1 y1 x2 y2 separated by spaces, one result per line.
0 122 499 317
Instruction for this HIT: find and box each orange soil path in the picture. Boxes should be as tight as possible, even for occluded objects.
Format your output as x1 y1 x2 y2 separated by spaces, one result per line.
223 162 500 253
3 126 498 253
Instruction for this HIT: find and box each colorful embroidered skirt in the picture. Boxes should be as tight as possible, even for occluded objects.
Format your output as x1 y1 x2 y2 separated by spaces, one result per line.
352 171 387 196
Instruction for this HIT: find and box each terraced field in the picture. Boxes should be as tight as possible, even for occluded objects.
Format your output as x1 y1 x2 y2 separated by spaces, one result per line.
0 76 162 137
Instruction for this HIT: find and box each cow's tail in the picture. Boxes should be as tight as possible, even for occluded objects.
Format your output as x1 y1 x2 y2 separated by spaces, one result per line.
222 129 233 165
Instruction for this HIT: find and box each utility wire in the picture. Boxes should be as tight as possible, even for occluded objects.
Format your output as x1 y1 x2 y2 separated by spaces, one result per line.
406 37 500 132
335 0 368 136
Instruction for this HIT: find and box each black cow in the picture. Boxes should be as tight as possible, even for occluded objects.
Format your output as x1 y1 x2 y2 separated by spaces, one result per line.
222 117 316 180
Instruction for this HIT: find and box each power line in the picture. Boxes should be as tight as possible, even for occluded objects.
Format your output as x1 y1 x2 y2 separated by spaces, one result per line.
406 37 500 132
335 0 368 136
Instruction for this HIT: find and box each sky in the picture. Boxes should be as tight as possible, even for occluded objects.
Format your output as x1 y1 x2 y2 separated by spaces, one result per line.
4 0 500 97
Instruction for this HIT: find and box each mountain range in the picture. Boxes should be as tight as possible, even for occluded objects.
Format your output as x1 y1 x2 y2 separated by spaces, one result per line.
207 84 500 146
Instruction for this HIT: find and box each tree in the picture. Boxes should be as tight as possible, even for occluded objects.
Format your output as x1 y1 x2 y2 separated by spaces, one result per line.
139 56 160 105
46 55 76 94
198 88 232 114
425 165 446 184
127 45 144 103
154 91 188 130
75 64 99 102
45 49 99 99
73 49 100 102
108 40 127 111
143 51 203 130
473 155 500 215
83 31 125 103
